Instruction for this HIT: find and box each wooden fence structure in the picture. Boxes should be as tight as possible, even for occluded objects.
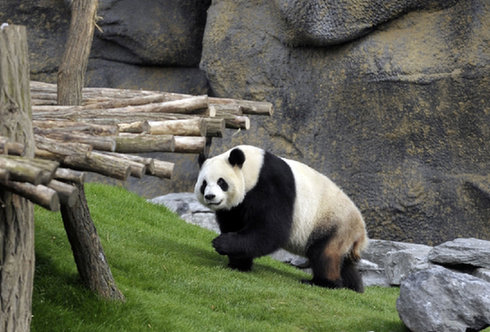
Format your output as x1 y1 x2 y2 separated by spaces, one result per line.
1 27 272 306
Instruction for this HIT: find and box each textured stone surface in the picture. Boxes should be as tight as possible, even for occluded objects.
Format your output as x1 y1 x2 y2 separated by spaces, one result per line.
272 0 458 46
0 0 210 93
201 0 490 244
361 239 432 267
397 266 490 332
428 238 490 268
93 0 210 67
384 247 433 285
357 259 390 287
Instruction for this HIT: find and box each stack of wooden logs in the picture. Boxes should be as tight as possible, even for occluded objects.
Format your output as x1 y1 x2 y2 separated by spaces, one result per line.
0 81 272 212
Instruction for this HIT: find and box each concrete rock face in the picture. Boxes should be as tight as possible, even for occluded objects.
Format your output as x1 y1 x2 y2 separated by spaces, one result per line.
0 0 210 94
86 0 210 93
271 0 458 46
397 266 490 332
201 0 490 244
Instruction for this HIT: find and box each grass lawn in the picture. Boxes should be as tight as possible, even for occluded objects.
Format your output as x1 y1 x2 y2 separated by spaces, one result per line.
32 183 407 332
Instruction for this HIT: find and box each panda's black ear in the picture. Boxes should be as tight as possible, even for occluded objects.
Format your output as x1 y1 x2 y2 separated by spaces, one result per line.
198 153 207 168
229 148 245 168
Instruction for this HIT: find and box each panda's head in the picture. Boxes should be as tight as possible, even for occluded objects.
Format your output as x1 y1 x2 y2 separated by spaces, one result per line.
194 146 264 211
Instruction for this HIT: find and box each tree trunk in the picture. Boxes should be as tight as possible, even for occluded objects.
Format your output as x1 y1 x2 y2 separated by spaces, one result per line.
60 182 125 301
0 25 35 332
57 0 98 105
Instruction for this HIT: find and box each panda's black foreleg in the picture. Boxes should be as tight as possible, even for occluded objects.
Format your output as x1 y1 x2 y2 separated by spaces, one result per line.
212 230 283 259
227 256 254 272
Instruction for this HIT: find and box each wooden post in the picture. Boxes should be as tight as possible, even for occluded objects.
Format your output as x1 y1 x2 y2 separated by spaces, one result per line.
57 0 98 105
0 24 35 332
60 182 125 301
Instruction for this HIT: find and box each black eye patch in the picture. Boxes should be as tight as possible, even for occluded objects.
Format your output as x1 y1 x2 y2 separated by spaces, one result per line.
200 180 207 195
217 178 228 191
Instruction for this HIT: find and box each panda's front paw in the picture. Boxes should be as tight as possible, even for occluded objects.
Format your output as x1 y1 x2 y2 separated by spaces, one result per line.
212 233 236 255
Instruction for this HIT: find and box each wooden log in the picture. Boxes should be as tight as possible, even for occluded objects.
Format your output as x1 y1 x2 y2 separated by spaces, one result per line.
60 182 125 301
33 120 118 136
0 168 9 182
223 115 251 130
209 97 273 116
102 152 155 174
0 155 44 185
6 141 25 156
0 180 59 211
101 95 209 114
151 160 174 179
30 91 57 99
32 105 83 112
148 118 205 136
86 94 169 109
57 0 98 105
5 156 59 185
203 118 226 137
32 99 57 106
0 135 26 156
35 148 59 161
54 167 86 184
31 80 272 116
33 109 202 123
63 151 131 180
47 179 78 207
174 136 206 154
33 95 209 115
210 103 243 116
117 121 149 133
35 135 92 157
97 152 146 178
38 131 116 152
114 134 175 153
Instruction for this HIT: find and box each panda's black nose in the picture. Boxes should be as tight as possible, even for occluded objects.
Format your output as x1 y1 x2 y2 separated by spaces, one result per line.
205 194 215 201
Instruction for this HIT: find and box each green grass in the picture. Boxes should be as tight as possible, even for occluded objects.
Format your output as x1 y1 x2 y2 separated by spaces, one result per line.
33 183 406 332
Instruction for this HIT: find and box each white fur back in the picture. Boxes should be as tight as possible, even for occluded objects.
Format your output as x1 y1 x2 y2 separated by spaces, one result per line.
282 158 361 256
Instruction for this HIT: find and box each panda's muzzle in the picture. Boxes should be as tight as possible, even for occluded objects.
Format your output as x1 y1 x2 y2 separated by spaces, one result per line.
204 194 222 206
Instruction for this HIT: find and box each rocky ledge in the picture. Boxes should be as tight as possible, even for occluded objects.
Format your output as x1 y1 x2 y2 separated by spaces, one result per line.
149 193 490 332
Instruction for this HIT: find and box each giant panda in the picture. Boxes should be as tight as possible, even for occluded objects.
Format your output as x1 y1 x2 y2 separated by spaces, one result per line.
194 145 368 292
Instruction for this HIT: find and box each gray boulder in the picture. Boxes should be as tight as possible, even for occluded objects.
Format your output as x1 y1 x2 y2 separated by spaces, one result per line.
149 192 220 233
360 239 433 286
385 246 433 285
397 266 490 332
429 238 490 269
361 239 432 268
358 259 390 287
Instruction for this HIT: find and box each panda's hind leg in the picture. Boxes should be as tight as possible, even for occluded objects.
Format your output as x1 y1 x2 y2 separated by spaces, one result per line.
341 256 364 293
303 228 343 289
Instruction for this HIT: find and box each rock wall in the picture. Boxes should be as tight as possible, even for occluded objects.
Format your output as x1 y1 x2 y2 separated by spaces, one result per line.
0 0 210 94
1 0 488 244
